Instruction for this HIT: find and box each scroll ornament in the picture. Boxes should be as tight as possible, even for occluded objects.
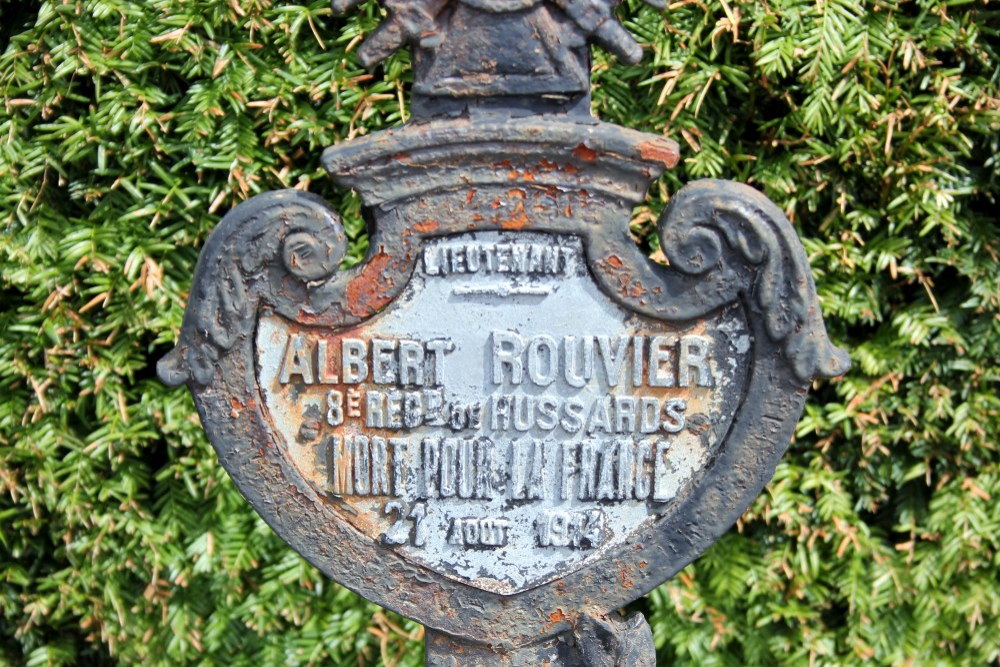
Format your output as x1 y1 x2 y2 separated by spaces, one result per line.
159 2 849 664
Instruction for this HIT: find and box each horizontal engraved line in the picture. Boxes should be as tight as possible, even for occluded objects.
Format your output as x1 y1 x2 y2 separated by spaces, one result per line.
452 285 552 297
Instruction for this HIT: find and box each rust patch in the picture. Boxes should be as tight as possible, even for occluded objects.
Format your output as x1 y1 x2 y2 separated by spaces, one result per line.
601 255 652 303
345 249 393 317
638 139 680 168
392 151 411 163
498 200 530 230
549 609 567 623
465 189 476 205
412 220 440 233
619 564 634 589
688 414 712 435
500 215 530 230
230 397 243 418
572 143 597 162
540 184 561 198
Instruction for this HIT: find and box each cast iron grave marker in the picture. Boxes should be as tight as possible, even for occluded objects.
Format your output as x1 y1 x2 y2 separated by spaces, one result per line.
159 2 850 664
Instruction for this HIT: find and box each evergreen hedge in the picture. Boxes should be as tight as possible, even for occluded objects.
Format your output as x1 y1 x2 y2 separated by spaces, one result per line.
1 0 997 664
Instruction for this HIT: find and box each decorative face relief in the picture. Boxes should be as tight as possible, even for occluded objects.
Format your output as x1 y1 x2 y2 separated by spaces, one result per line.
256 232 750 593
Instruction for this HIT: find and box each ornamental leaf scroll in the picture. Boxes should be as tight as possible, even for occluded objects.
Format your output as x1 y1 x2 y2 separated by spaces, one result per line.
158 191 346 387
658 179 850 382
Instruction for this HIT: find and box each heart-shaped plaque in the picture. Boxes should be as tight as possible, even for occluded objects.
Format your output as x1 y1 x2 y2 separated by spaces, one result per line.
159 3 849 664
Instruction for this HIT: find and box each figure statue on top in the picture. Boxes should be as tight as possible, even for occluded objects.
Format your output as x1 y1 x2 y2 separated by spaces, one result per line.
332 0 664 114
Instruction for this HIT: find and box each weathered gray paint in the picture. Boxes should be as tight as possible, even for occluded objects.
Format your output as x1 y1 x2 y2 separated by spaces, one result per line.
256 231 750 594
158 1 849 663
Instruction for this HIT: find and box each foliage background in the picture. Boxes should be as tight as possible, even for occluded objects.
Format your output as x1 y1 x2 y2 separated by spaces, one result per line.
1 0 997 664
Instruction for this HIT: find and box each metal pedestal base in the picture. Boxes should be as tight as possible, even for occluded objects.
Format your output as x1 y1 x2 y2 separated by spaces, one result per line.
425 611 656 666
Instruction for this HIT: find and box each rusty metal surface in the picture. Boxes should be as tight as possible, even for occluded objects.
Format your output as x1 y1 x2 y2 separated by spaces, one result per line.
158 1 849 663
255 230 749 595
425 612 654 666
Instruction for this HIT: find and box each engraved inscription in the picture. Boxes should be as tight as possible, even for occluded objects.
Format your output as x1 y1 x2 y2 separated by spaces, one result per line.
257 232 751 594
536 510 606 549
381 501 428 547
448 517 511 548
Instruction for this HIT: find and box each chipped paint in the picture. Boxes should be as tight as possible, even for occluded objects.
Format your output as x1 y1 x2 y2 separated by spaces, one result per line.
638 140 681 169
256 232 750 595
345 249 394 317
159 7 849 661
